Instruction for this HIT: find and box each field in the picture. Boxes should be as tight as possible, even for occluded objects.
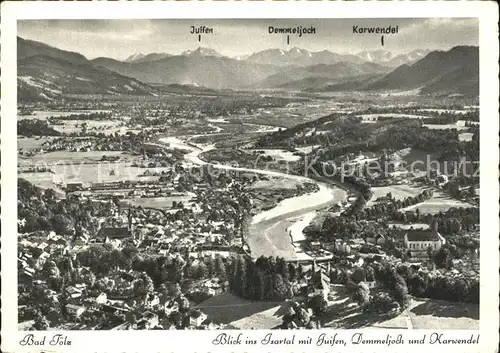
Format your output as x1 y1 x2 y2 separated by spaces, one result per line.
321 287 479 329
18 162 169 188
205 122 275 135
197 288 479 330
405 298 479 329
18 110 111 120
246 149 301 162
188 133 256 148
295 145 321 154
422 123 469 130
367 184 428 206
125 195 193 209
358 113 432 121
401 190 473 214
396 148 459 175
18 172 61 190
17 172 66 195
249 177 303 190
18 137 58 151
51 120 125 135
18 151 132 166
417 109 477 114
196 292 283 329
388 223 430 230
229 99 360 129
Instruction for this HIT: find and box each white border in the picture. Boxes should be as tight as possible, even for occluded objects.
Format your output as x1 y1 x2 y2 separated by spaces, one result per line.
1 1 498 352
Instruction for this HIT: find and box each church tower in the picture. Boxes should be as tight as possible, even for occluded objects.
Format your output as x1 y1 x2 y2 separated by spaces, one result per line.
128 203 132 231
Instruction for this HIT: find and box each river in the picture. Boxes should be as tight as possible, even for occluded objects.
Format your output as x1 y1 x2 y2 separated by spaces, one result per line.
159 135 347 260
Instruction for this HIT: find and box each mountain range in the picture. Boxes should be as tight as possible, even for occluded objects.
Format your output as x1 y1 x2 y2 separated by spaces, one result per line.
356 49 431 67
245 47 368 67
255 61 391 89
17 36 479 101
92 53 283 89
123 48 430 68
317 46 478 96
18 37 157 101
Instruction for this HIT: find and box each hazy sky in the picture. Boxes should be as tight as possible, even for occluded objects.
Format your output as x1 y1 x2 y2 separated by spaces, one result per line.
18 18 478 60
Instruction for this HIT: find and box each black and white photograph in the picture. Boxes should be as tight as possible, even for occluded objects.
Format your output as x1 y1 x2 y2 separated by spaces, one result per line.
14 17 484 332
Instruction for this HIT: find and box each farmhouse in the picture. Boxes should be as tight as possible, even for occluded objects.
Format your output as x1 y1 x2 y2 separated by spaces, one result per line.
404 230 446 258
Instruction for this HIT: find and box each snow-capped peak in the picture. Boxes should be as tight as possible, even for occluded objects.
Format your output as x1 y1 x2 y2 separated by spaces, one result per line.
125 52 145 62
182 47 222 57
234 54 250 61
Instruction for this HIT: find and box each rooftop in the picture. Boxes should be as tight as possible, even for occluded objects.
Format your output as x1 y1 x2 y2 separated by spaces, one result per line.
98 227 132 239
66 304 85 310
190 309 204 318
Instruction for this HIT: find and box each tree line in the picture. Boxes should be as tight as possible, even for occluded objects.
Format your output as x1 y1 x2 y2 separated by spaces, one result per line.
398 264 479 304
46 112 111 121
429 207 479 235
229 256 295 301
18 178 116 237
18 119 62 137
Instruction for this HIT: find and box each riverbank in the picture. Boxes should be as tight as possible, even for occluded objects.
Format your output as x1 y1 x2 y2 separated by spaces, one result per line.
158 135 349 261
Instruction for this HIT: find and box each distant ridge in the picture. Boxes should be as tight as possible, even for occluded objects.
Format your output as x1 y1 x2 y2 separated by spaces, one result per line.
17 37 478 97
125 52 172 63
91 50 286 89
255 61 391 89
314 46 479 96
246 47 366 67
17 37 157 101
356 49 431 67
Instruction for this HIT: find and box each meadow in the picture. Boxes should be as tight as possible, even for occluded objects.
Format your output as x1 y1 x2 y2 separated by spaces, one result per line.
18 151 131 167
18 161 170 189
124 195 194 209
367 184 428 206
401 191 473 214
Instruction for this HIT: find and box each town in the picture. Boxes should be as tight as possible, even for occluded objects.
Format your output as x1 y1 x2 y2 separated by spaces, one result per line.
16 19 480 332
